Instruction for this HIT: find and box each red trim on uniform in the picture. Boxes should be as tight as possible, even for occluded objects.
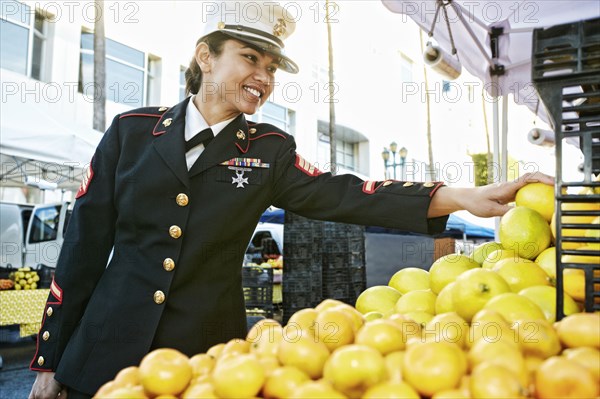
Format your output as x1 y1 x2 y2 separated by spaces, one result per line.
249 132 287 141
119 113 162 119
236 141 250 154
429 182 445 197
50 278 63 303
294 155 322 177
29 300 61 372
362 181 384 194
75 162 94 199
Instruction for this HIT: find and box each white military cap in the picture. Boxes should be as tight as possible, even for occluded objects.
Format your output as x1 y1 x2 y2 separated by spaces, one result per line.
200 1 299 73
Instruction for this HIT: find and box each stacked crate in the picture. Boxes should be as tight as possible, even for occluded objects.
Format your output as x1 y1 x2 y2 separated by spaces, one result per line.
532 17 600 318
282 212 366 323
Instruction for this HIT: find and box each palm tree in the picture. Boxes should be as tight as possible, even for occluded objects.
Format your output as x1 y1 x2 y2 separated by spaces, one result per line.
325 0 336 175
93 0 106 132
419 30 435 180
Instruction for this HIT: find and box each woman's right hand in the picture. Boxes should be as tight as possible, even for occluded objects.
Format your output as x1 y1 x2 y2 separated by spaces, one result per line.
29 372 66 399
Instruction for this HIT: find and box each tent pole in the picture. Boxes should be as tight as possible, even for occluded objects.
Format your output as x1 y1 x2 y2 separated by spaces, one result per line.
492 75 501 241
502 95 509 184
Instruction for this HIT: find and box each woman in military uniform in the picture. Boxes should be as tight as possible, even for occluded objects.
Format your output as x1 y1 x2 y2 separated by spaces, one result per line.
29 3 552 398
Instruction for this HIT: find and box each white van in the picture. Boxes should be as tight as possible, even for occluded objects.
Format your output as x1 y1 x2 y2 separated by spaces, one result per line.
245 222 284 264
0 201 71 270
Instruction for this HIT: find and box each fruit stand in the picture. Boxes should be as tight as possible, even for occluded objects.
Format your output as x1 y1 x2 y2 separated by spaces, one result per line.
0 288 49 337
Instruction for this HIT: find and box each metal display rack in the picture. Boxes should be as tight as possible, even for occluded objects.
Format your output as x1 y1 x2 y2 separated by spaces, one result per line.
532 17 600 319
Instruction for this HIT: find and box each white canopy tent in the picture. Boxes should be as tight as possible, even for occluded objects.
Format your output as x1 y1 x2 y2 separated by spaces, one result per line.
0 97 103 192
382 0 600 182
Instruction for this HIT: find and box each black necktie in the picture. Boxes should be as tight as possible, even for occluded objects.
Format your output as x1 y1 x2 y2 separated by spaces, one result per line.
185 128 214 152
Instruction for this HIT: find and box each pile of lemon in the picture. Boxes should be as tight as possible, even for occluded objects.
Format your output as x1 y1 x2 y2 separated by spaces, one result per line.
95 183 599 398
9 267 40 290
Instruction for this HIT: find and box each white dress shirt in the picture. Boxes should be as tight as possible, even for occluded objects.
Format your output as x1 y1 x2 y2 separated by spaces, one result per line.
184 95 236 170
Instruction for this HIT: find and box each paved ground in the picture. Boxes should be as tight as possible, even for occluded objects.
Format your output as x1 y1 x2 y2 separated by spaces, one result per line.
1 332 37 399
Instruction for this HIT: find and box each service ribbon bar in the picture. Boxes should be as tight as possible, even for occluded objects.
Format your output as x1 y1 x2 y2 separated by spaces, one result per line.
221 158 270 168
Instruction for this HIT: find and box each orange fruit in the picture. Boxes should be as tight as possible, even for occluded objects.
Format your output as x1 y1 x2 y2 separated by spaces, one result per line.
263 366 310 399
535 356 600 398
138 348 192 397
323 344 387 398
515 182 554 222
355 319 405 355
562 347 600 381
555 312 600 349
314 308 355 351
277 332 330 379
429 254 480 294
469 362 526 398
403 341 467 397
188 354 215 378
422 312 469 348
493 258 551 292
355 285 402 316
211 353 265 398
383 351 404 382
499 207 551 259
362 381 420 399
388 267 430 294
468 338 528 386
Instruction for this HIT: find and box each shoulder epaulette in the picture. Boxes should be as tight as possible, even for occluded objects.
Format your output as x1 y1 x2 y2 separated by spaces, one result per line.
119 106 169 119
248 122 290 141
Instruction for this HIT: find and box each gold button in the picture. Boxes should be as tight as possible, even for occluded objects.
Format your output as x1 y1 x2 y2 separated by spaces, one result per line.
46 307 53 317
403 182 414 187
383 180 393 187
176 193 189 207
169 225 182 239
162 118 172 127
236 130 246 140
158 106 168 112
154 290 165 304
249 128 257 134
42 331 50 341
163 258 175 272
37 356 45 366
423 182 435 188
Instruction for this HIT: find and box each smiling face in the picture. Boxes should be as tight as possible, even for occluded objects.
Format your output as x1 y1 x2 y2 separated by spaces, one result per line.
195 39 279 123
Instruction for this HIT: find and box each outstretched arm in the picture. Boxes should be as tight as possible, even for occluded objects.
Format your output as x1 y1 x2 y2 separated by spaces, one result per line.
428 172 555 218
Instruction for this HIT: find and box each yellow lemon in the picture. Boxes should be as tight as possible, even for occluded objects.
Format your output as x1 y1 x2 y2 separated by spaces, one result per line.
515 182 555 222
355 319 406 355
470 241 504 265
362 381 420 399
422 312 469 348
138 348 192 397
555 312 600 349
535 356 600 399
277 332 330 379
467 309 516 349
452 268 510 321
482 248 518 269
429 254 480 294
355 285 402 316
383 351 405 382
403 311 434 329
562 347 600 381
211 353 265 398
291 380 346 399
364 311 384 321
493 257 551 292
518 285 579 322
395 289 437 315
262 366 310 399
435 282 456 315
468 338 528 387
323 344 387 398
469 362 526 399
286 308 318 336
314 308 355 352
483 293 545 323
535 247 556 284
314 298 346 312
388 267 430 294
499 207 551 259
511 319 561 359
188 354 215 378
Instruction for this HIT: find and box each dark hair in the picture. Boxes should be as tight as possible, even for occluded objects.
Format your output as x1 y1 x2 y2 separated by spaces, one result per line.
185 32 229 96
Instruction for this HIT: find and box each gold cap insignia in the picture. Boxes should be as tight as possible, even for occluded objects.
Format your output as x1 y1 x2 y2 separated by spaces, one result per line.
273 18 287 37
162 118 172 127
218 21 225 30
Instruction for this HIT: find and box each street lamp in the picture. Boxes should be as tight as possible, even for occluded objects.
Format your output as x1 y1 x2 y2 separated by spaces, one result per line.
381 143 408 180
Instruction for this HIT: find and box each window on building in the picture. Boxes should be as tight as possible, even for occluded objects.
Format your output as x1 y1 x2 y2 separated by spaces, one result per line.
247 101 294 133
318 132 357 171
179 66 187 101
146 54 161 106
78 31 155 108
1 0 49 80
